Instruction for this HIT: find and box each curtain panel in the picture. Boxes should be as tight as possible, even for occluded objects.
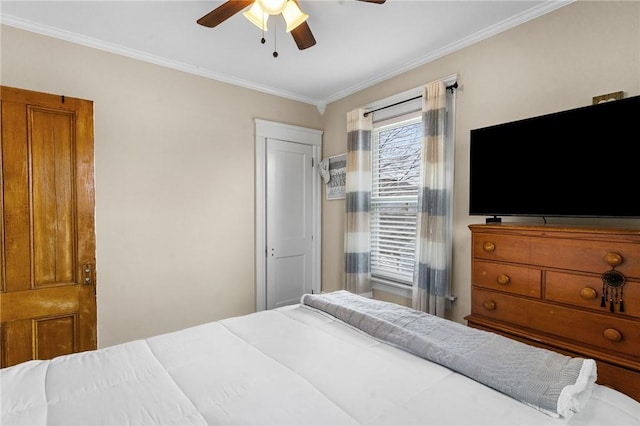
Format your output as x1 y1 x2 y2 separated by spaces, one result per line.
412 80 453 317
344 109 373 296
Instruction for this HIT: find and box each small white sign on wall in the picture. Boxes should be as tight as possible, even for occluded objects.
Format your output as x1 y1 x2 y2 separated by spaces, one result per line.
326 153 346 200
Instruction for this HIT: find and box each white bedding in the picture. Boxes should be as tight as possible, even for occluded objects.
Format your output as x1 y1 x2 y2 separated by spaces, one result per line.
2 301 639 425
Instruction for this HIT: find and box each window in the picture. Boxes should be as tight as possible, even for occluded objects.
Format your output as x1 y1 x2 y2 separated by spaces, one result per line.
368 80 456 295
371 112 422 285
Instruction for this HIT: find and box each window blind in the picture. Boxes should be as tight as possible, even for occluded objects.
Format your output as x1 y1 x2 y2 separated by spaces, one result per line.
371 114 422 284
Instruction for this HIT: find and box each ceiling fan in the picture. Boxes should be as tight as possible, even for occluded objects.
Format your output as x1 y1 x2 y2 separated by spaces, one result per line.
197 0 386 51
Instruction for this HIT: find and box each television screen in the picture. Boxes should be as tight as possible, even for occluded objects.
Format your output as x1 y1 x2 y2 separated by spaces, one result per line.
469 95 640 218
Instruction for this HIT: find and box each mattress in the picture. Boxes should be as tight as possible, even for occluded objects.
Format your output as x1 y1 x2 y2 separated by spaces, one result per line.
2 294 639 425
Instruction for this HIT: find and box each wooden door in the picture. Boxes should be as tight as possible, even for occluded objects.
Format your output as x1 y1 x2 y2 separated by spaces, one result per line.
0 86 96 367
266 139 313 309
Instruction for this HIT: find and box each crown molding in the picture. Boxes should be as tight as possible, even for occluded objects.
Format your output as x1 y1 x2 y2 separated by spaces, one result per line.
2 1 573 110
319 0 574 106
0 13 321 106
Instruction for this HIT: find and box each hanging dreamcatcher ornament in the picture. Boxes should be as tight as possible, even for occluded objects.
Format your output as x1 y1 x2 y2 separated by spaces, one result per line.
601 252 626 313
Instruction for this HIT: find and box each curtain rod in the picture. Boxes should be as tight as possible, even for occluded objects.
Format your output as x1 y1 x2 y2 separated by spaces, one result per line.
363 81 458 117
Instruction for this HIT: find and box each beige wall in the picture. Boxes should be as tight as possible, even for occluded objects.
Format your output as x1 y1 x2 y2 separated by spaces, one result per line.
321 1 640 324
2 1 640 347
1 25 322 347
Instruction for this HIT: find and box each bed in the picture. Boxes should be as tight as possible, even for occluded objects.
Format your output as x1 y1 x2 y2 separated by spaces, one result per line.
2 290 639 425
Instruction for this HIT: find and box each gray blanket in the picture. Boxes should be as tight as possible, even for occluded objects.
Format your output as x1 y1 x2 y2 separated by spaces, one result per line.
301 290 596 419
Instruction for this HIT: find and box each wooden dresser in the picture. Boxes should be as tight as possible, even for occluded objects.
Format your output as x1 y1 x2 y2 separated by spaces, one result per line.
465 223 640 401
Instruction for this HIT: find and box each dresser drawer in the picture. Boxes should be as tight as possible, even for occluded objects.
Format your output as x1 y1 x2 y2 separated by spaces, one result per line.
466 316 640 401
472 228 640 279
546 271 640 318
530 237 640 279
596 361 640 401
472 260 541 298
472 288 640 358
472 233 533 264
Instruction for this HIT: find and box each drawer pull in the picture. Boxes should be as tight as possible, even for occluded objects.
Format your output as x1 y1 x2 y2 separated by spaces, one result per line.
497 274 511 285
483 241 496 253
483 300 496 311
579 287 597 300
604 252 623 267
603 328 622 342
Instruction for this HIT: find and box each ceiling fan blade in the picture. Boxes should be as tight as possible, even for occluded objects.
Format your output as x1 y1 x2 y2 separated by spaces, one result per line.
291 21 316 50
197 0 253 28
290 0 316 50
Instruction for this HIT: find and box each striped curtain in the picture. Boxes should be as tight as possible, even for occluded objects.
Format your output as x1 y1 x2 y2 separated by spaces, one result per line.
412 81 452 317
344 109 373 296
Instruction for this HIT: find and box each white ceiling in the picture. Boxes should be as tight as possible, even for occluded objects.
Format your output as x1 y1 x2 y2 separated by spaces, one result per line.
1 0 571 108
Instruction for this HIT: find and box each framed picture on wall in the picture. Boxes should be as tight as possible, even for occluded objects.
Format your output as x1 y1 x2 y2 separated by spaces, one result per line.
592 91 623 104
326 153 346 200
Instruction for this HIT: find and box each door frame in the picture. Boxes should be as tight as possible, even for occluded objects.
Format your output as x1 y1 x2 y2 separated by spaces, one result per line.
254 119 322 311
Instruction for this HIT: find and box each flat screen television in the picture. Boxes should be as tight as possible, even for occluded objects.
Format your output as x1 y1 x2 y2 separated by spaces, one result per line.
469 95 640 219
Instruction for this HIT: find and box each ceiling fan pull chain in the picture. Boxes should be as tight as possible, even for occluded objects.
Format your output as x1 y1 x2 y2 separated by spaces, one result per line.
261 8 266 45
273 20 279 58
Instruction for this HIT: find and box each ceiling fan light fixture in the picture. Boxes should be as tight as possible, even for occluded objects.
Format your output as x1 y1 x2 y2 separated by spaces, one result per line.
256 0 288 15
243 2 269 31
282 1 308 32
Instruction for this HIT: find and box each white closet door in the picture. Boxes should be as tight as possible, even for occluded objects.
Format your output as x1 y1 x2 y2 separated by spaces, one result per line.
266 139 314 309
